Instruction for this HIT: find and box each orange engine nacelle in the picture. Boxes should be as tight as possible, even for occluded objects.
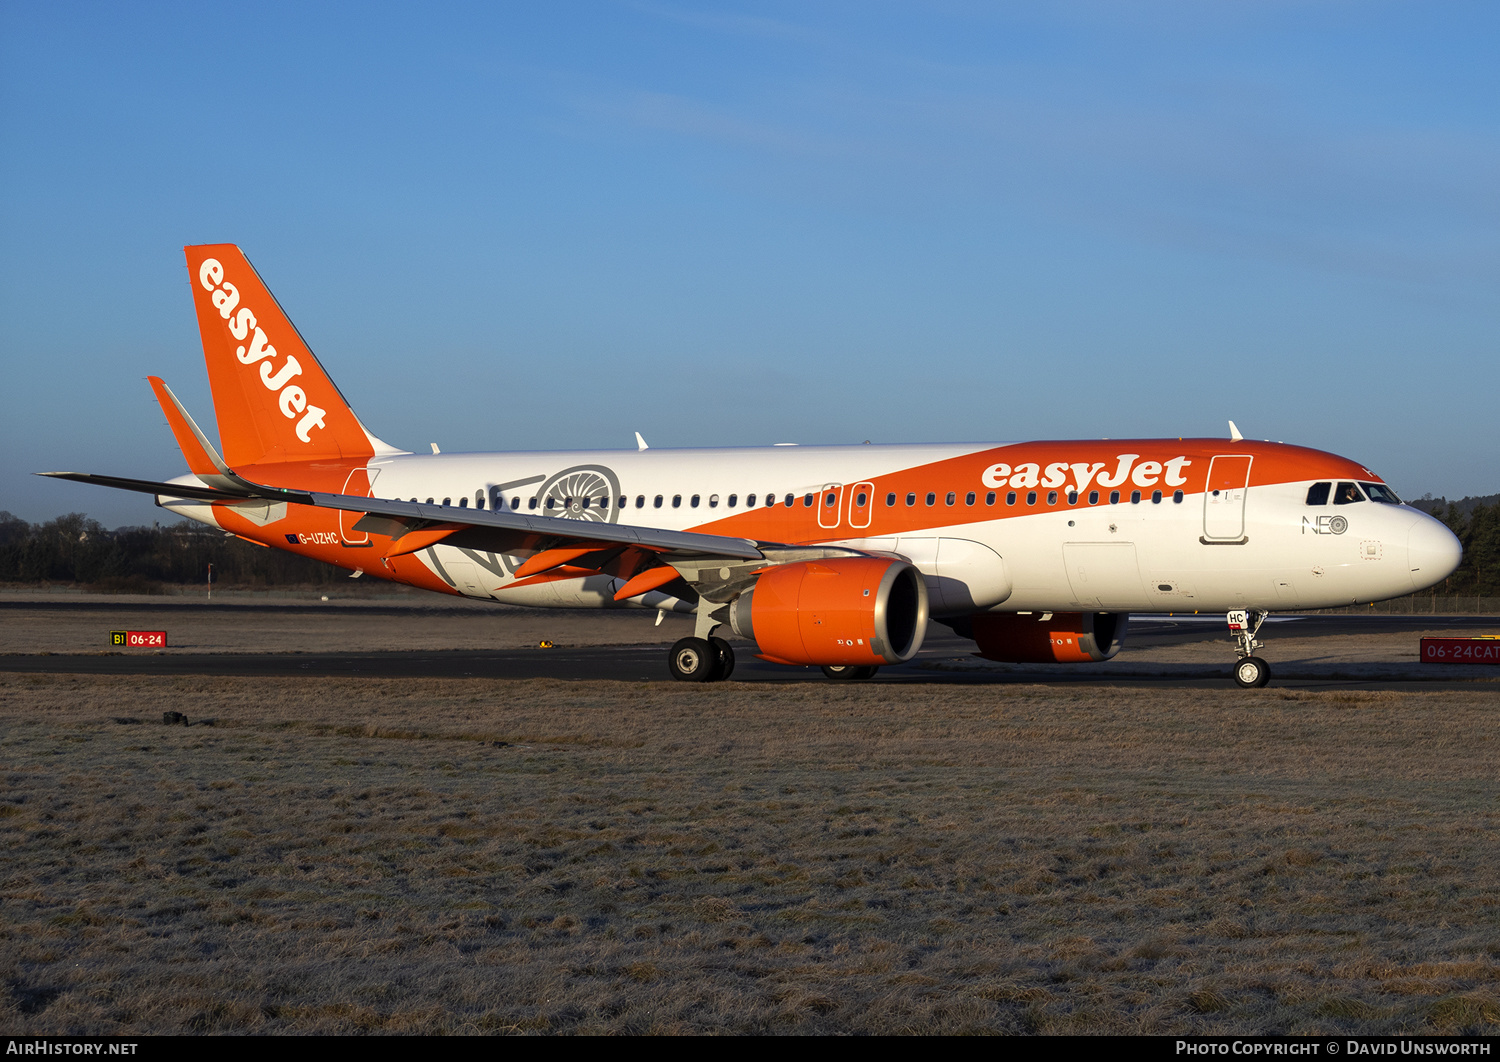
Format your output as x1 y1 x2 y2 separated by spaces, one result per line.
728 557 929 666
958 611 1128 663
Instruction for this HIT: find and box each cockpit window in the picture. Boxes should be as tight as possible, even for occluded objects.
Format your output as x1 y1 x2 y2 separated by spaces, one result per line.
1305 482 1330 506
1360 482 1401 504
1333 481 1365 505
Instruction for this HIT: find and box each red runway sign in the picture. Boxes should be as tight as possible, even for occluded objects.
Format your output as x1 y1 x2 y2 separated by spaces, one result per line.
110 630 167 648
1420 637 1500 664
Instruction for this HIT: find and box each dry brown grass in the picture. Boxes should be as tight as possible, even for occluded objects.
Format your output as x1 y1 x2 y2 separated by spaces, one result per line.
3 673 1499 1035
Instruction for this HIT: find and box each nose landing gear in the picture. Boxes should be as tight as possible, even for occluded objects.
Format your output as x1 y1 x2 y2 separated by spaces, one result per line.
1228 609 1271 688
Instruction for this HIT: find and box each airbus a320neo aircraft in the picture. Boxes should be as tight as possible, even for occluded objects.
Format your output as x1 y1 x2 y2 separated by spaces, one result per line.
46 245 1463 687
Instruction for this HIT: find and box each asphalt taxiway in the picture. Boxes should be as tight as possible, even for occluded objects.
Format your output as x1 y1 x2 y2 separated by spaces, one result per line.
1 604 1495 690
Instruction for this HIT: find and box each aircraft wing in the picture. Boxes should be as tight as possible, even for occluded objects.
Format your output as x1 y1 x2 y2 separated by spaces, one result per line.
37 470 767 563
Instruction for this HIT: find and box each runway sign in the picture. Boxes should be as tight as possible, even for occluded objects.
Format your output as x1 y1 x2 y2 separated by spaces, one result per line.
110 630 167 648
1420 636 1499 664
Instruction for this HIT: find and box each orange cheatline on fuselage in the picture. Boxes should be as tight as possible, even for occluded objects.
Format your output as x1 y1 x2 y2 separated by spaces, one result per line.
684 439 1380 543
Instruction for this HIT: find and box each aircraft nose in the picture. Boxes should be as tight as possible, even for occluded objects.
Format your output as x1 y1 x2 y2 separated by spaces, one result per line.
1407 513 1462 592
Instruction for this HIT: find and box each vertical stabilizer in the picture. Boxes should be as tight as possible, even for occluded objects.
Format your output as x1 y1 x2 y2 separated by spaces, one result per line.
184 244 387 467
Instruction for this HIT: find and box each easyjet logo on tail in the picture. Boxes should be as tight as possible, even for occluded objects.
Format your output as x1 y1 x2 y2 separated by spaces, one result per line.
198 258 326 444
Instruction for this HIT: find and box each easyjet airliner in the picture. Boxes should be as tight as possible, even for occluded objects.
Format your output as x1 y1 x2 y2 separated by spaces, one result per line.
45 245 1463 687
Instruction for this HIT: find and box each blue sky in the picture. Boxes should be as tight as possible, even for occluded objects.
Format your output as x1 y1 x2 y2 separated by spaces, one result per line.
2 1 1496 527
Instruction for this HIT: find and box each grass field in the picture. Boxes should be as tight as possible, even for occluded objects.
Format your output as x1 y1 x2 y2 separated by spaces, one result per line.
4 672 1499 1034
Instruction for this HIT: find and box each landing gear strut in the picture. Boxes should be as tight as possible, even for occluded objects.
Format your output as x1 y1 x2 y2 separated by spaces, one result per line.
1228 609 1271 688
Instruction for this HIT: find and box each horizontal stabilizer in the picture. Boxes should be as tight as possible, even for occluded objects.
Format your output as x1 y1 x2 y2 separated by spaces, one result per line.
35 471 277 503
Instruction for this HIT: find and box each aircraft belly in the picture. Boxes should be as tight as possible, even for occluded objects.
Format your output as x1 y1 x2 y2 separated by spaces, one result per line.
1062 542 1146 609
834 531 1012 615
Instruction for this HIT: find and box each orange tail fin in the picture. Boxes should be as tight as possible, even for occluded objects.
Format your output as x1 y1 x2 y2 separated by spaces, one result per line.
183 244 393 467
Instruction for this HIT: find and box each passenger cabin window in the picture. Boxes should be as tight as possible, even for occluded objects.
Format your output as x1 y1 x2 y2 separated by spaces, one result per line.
944 492 955 506
1109 491 1120 504
1306 482 1331 506
426 497 434 504
1333 481 1365 505
925 492 936 506
1151 490 1162 504
1026 491 1037 505
785 493 795 507
1066 491 1078 505
528 497 538 510
746 494 756 507
855 492 867 507
985 492 996 505
545 498 554 509
459 497 468 508
1173 490 1184 503
598 497 608 510
825 492 837 508
1089 491 1099 504
1361 482 1401 504
443 497 451 506
886 493 896 506
804 494 814 507
474 492 484 509
636 495 645 508
691 495 700 508
1046 491 1057 505
965 492 975 506
1130 491 1141 504
1006 492 1016 505
654 495 664 508
906 493 916 506
673 495 682 508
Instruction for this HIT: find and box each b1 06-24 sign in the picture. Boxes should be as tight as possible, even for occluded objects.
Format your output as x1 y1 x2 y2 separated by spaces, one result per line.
110 630 166 647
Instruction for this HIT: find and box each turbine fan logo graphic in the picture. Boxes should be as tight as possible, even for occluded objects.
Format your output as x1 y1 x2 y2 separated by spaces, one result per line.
537 465 621 523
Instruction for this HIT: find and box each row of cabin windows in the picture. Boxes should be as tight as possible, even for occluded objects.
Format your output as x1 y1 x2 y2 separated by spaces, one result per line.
886 489 1185 508
408 487 1188 510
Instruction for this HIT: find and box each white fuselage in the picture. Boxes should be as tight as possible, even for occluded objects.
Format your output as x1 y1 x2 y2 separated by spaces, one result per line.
167 440 1460 616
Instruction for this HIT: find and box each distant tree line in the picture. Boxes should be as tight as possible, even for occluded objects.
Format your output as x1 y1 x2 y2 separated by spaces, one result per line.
0 512 346 591
1 497 1496 596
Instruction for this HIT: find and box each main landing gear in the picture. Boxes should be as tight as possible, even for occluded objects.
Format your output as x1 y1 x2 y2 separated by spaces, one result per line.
1228 609 1271 688
668 636 736 683
821 665 880 681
